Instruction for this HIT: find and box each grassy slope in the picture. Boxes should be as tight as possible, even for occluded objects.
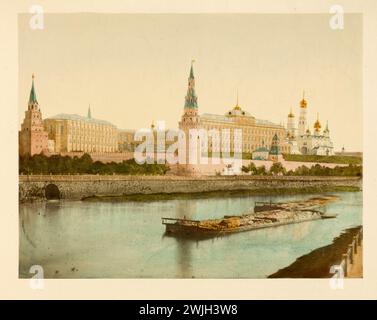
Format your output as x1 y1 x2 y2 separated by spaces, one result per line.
82 186 360 202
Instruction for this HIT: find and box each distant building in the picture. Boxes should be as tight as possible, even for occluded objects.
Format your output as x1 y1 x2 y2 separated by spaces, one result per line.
251 145 269 160
19 75 49 156
286 94 334 156
118 129 136 152
43 106 118 153
335 149 363 158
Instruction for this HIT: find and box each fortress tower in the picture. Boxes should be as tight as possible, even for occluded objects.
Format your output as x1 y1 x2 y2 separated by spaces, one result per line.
19 74 49 156
178 61 201 167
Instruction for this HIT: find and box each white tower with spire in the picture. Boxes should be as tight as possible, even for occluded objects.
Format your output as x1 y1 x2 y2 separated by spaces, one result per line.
298 91 307 136
287 108 296 138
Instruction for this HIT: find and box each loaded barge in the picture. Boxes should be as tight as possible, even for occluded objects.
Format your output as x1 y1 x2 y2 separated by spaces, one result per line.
162 195 338 238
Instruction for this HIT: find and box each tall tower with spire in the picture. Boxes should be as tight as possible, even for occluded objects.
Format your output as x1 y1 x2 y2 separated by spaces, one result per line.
179 61 201 167
19 74 49 156
298 91 307 136
287 108 296 138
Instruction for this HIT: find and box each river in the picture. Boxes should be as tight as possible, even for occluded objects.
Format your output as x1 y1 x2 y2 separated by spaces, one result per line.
19 191 362 278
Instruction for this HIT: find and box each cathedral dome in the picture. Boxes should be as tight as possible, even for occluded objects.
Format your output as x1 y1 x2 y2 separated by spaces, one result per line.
300 91 307 108
314 114 321 131
227 93 250 116
227 104 249 116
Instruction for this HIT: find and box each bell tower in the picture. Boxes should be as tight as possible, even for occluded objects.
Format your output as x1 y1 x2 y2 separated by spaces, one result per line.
298 91 308 137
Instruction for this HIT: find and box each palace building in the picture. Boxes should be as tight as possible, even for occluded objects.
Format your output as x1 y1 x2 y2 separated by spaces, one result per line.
44 107 118 153
178 62 290 162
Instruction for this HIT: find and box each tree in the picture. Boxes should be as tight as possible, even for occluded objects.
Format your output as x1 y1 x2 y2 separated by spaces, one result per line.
269 162 286 175
256 165 267 175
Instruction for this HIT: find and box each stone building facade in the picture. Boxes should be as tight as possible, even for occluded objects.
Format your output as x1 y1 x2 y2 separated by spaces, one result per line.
43 107 118 153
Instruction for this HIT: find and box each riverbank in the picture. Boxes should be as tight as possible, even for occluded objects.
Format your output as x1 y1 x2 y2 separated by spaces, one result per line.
19 175 362 202
82 186 360 202
268 226 363 278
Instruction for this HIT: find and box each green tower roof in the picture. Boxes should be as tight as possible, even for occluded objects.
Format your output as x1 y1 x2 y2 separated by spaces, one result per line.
184 62 198 109
190 64 194 78
29 74 38 104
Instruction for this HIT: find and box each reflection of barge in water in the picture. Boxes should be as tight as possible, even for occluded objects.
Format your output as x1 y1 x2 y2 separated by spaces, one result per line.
162 196 338 238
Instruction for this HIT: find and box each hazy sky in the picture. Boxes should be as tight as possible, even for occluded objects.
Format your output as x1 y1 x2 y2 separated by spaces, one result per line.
18 13 362 151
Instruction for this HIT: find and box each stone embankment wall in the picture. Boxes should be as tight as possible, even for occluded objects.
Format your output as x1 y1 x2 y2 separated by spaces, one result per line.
19 175 362 202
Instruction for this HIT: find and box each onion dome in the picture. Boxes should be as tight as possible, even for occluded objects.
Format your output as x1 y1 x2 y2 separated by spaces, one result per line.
288 108 294 118
300 91 307 108
314 113 321 131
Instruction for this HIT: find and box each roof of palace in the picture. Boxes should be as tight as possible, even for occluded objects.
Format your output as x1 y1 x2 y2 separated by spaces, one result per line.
201 113 234 123
255 119 283 128
200 113 283 128
254 146 270 153
46 113 116 126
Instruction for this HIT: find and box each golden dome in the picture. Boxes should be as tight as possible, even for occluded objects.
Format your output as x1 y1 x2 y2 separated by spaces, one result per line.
300 91 307 108
314 114 321 130
288 108 294 118
233 104 242 111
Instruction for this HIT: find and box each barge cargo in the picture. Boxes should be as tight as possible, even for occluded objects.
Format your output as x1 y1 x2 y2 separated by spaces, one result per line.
162 195 338 238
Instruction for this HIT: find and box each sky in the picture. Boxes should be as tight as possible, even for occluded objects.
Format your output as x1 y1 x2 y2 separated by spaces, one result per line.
18 13 362 151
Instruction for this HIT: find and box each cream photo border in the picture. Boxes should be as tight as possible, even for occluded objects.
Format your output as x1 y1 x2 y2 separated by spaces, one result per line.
0 0 375 299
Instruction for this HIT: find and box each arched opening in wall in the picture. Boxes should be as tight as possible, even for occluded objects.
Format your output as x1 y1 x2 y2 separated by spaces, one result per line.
45 184 61 200
301 147 308 155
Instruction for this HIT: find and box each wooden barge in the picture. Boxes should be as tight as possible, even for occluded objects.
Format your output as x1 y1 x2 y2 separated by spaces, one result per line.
162 195 338 238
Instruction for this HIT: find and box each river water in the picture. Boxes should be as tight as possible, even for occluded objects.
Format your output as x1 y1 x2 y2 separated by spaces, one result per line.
19 191 362 278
